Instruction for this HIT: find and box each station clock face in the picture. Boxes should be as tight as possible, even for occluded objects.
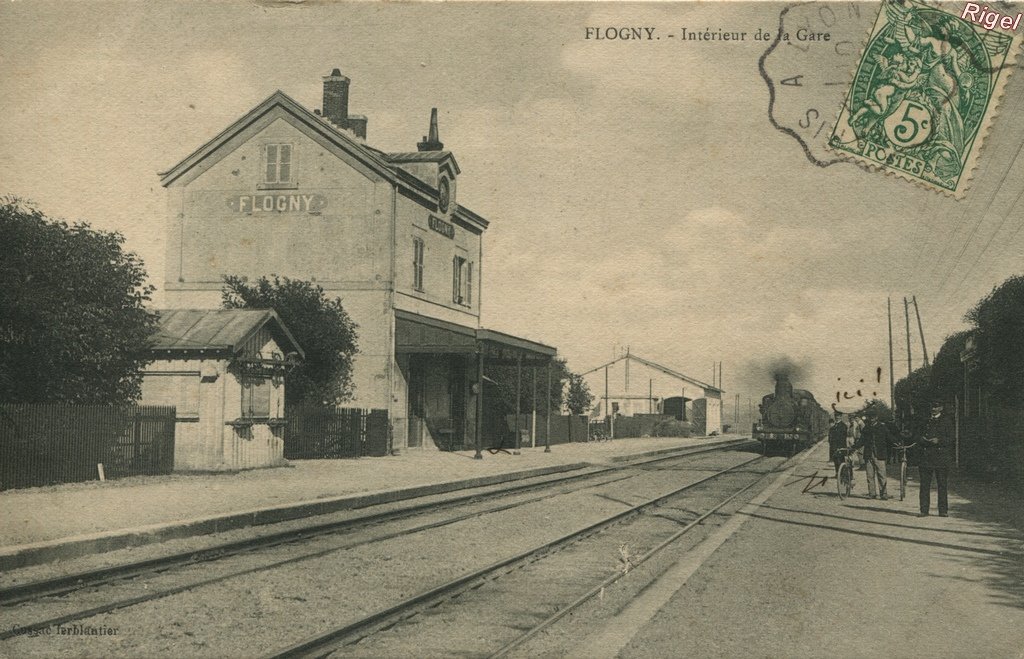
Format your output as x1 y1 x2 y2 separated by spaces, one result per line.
438 177 451 214
760 2 875 167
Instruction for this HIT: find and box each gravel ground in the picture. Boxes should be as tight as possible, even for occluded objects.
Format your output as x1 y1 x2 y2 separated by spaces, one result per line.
339 457 781 658
0 447 755 658
0 435 738 548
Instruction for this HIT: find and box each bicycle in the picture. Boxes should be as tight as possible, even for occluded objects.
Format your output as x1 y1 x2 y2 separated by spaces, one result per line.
891 441 917 501
834 447 855 500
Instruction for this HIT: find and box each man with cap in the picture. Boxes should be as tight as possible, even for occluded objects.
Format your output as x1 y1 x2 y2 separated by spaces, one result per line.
850 407 891 499
918 402 953 517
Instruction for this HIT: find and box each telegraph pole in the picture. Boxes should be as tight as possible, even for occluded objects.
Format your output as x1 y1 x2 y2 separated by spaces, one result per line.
913 295 929 366
903 297 913 376
888 297 895 409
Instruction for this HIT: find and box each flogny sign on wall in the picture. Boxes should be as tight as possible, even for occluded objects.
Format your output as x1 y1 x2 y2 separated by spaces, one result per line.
228 194 328 213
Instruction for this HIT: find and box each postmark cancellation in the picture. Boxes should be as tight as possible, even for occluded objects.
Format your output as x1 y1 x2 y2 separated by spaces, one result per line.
828 0 1022 198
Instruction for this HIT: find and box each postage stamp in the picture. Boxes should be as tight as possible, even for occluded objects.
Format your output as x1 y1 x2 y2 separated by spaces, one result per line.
828 0 1022 197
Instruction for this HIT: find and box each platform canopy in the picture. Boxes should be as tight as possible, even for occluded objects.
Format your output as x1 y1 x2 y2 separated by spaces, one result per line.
394 309 555 365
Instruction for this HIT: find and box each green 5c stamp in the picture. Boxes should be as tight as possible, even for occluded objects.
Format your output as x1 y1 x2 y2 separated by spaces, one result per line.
829 0 1021 197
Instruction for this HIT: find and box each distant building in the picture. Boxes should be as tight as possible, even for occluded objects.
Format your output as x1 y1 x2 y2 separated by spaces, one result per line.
142 309 304 471
580 352 723 435
157 69 555 453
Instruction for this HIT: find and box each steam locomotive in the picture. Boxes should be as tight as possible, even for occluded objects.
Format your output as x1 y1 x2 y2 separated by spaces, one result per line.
752 375 830 455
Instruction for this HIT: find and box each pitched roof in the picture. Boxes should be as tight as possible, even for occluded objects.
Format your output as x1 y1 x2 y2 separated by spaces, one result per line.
580 353 721 393
149 309 304 358
384 150 462 175
157 90 484 232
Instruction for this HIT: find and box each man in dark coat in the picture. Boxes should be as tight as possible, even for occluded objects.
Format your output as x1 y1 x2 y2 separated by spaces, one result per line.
850 408 891 499
828 414 849 476
918 402 953 517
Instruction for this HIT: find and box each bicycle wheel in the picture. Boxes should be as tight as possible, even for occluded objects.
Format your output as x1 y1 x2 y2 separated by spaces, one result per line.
837 463 852 500
899 460 907 501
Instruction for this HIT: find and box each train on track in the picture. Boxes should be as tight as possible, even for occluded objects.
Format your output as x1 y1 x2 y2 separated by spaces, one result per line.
752 375 830 455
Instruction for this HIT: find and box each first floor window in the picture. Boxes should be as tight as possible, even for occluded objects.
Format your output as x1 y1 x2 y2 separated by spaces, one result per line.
413 238 425 291
452 255 467 305
466 262 473 307
241 377 272 418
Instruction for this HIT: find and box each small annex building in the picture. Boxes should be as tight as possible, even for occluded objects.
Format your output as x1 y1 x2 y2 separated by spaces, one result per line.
580 352 724 436
141 309 304 471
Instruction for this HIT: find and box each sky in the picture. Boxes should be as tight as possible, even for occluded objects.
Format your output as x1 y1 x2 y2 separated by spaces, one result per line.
2 1 1022 411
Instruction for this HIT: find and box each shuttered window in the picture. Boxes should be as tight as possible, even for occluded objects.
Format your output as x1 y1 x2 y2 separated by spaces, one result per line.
413 238 424 291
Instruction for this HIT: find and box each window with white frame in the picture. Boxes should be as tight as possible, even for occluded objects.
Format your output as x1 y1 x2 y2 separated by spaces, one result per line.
264 144 292 184
413 238 424 291
466 262 473 307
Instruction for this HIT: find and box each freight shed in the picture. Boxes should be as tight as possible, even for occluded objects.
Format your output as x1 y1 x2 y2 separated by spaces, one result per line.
580 352 723 436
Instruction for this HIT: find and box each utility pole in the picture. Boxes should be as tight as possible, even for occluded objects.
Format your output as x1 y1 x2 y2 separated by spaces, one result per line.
913 295 929 366
604 365 609 421
888 297 895 409
903 297 913 376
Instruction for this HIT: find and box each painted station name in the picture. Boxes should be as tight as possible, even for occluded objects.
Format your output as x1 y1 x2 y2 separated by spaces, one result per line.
229 194 327 213
429 215 455 239
961 3 1022 31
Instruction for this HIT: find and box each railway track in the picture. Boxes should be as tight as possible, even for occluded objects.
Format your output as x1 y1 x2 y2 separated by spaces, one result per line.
0 439 755 643
265 452 786 659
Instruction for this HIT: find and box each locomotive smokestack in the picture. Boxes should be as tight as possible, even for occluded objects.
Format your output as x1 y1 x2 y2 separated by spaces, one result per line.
775 374 793 399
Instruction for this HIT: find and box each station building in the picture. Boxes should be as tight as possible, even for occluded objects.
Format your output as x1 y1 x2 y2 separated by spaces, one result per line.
158 69 555 454
580 352 723 435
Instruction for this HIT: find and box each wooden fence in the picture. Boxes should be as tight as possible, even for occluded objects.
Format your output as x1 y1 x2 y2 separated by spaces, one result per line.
0 404 176 490
285 407 389 459
501 414 591 448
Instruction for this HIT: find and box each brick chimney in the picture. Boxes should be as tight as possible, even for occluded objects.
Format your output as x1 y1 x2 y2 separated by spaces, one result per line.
322 68 350 130
417 108 444 152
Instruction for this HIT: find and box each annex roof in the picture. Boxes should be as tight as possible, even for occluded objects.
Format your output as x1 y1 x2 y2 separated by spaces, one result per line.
580 353 722 394
157 90 485 232
149 309 304 359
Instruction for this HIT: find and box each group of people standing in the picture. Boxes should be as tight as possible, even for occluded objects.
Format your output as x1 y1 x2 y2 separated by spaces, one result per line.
827 403 953 517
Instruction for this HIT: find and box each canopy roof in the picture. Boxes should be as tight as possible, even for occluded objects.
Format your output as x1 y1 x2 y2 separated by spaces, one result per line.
394 309 555 365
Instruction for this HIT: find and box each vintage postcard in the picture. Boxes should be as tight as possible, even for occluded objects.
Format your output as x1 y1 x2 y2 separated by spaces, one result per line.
1 1 1022 658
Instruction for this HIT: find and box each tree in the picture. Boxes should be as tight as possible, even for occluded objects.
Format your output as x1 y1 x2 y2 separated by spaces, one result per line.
564 373 594 415
0 198 156 404
964 274 1024 404
893 366 931 432
488 358 572 415
222 275 358 408
929 330 971 405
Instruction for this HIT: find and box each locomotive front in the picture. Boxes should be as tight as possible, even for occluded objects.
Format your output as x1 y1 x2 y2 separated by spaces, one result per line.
753 375 813 455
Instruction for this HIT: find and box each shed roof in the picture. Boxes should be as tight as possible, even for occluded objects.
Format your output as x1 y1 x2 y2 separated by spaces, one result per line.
149 309 304 358
580 353 721 394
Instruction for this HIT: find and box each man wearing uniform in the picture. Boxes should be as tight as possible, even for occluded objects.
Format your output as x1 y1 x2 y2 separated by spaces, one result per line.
850 408 891 499
828 414 849 477
918 402 953 517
